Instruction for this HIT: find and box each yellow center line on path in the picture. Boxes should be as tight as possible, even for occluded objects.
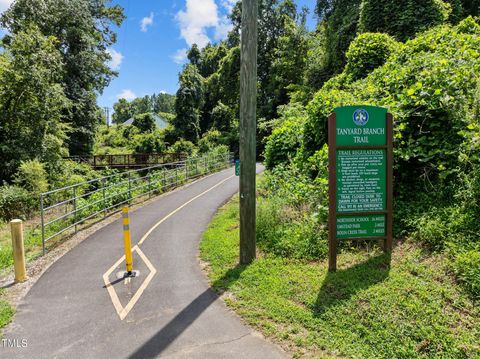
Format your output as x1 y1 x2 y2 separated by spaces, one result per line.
138 174 235 246
103 174 235 320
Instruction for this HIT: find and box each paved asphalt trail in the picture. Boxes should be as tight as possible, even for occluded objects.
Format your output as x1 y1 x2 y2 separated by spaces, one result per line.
2 166 288 359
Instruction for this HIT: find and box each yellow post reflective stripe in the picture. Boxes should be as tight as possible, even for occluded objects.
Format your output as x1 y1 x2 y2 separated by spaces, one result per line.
122 207 133 273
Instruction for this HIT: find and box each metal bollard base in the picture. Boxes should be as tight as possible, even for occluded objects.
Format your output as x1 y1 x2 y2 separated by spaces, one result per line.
116 270 140 279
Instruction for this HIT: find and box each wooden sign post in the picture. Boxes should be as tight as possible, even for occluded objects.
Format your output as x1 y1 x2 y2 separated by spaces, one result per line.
328 106 393 272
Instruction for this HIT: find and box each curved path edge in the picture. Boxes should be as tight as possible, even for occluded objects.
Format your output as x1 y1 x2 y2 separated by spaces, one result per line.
2 166 288 359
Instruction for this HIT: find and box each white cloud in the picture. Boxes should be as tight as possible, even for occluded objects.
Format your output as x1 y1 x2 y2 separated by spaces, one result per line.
220 0 237 13
140 12 154 32
172 48 188 64
117 89 137 101
214 16 233 41
173 0 235 64
160 90 167 94
106 48 124 70
176 0 219 48
0 0 13 14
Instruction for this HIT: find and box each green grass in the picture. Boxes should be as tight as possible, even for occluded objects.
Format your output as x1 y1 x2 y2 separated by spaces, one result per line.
0 221 44 272
0 289 14 331
201 197 480 358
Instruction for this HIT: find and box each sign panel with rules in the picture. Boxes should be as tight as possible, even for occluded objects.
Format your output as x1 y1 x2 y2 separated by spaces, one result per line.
328 106 393 272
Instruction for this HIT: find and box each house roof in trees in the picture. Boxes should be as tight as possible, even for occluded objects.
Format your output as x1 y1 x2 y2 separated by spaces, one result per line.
124 113 169 129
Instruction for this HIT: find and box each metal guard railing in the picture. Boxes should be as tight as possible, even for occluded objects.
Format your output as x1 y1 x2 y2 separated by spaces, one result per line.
40 152 233 254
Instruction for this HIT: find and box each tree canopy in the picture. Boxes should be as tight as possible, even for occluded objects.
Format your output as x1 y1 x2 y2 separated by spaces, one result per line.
1 0 124 156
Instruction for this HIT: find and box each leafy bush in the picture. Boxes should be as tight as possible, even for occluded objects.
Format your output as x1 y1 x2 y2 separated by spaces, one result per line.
169 139 196 156
411 210 450 250
256 161 330 261
0 185 36 220
344 33 398 82
265 17 480 296
303 88 356 155
358 0 450 41
198 129 222 153
264 104 306 169
132 113 156 133
257 195 328 261
94 124 138 154
49 160 97 190
304 18 480 183
133 130 166 154
452 250 480 298
13 159 48 194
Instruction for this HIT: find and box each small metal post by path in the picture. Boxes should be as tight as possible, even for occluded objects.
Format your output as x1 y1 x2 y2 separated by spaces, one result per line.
10 219 27 282
122 207 133 275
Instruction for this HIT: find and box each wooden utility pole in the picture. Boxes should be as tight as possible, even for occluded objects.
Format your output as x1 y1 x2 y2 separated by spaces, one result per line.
239 0 258 265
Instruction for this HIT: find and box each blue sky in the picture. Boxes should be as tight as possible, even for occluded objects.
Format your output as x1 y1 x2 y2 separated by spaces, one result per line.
1 0 317 114
99 0 317 114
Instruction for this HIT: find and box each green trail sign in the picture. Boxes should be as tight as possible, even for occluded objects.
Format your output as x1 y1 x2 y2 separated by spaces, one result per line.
235 159 240 176
328 106 393 272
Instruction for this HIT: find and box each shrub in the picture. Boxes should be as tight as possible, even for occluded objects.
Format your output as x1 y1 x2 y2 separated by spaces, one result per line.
411 211 450 250
198 129 222 153
304 88 357 156
256 195 328 261
264 105 306 169
205 145 230 162
211 102 235 132
13 160 48 194
304 18 480 183
132 130 166 154
169 139 196 156
358 0 450 41
0 185 36 220
132 113 156 133
344 33 398 82
452 250 480 298
49 160 97 190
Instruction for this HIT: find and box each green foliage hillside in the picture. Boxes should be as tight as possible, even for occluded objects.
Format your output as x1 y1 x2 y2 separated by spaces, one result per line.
264 17 480 298
1 0 124 156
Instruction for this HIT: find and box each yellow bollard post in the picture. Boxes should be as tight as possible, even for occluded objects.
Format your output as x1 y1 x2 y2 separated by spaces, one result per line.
10 219 27 283
122 207 133 274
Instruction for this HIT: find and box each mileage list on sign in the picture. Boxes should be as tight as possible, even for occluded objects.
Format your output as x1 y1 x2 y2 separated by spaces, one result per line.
336 149 386 212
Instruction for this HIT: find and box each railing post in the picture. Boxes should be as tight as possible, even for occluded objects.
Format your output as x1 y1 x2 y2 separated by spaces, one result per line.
128 171 132 203
40 194 45 255
148 172 152 198
73 186 77 234
196 157 198 175
185 161 188 181
103 178 107 217
163 170 166 191
175 166 178 186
